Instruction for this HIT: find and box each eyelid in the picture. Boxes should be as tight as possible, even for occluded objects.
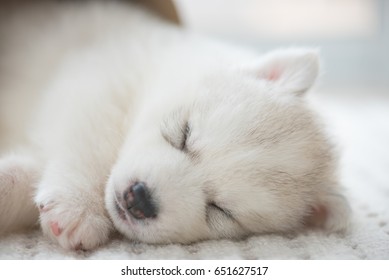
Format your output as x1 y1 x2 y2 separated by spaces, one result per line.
181 121 191 151
161 116 190 152
207 202 233 218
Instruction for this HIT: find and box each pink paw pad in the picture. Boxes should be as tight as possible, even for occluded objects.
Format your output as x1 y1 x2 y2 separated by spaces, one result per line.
50 222 62 236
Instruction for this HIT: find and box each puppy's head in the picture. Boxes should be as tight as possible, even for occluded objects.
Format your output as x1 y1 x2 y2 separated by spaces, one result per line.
105 48 350 244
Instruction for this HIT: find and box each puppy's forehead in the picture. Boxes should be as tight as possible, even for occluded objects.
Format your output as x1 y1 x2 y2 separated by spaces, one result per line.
192 91 282 135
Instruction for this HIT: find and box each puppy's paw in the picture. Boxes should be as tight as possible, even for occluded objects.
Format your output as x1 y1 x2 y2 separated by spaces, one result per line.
37 193 112 250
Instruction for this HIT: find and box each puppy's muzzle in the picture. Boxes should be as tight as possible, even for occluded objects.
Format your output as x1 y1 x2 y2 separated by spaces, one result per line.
123 182 157 219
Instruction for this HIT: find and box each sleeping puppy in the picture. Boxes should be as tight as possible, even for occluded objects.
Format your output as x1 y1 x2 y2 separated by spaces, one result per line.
0 1 350 249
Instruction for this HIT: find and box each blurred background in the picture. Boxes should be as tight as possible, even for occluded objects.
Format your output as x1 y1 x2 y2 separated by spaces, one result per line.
2 0 387 88
175 0 389 88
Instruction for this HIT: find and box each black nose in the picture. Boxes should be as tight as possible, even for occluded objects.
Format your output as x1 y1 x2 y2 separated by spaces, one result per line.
123 182 157 219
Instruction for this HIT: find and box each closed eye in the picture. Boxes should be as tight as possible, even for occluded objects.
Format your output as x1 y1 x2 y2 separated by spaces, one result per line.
207 202 233 219
161 115 191 152
180 121 191 151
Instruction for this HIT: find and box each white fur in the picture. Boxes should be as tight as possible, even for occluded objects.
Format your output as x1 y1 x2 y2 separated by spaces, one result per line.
0 1 350 249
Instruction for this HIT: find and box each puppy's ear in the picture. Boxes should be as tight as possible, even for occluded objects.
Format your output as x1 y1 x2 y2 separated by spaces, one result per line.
255 48 320 96
306 187 351 233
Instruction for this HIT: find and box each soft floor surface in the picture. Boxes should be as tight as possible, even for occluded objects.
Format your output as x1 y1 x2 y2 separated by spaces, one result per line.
1 87 389 259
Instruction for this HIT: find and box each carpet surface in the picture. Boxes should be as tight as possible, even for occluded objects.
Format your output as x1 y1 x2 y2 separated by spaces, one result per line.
1 87 388 259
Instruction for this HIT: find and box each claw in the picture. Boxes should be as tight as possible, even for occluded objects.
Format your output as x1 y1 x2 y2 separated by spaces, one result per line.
39 203 53 213
39 204 46 213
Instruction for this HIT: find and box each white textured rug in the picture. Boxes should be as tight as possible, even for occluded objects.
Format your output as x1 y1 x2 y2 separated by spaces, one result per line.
0 87 388 260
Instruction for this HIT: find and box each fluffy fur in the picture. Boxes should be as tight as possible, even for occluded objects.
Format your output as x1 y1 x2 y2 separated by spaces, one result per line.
0 1 350 250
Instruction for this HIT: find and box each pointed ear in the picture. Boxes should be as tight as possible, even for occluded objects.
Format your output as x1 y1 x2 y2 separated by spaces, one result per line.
256 48 320 96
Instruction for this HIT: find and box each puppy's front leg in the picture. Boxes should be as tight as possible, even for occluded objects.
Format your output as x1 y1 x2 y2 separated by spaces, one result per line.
35 160 113 250
0 154 40 234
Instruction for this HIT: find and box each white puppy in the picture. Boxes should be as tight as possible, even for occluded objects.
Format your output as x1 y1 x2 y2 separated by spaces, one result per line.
0 1 350 250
